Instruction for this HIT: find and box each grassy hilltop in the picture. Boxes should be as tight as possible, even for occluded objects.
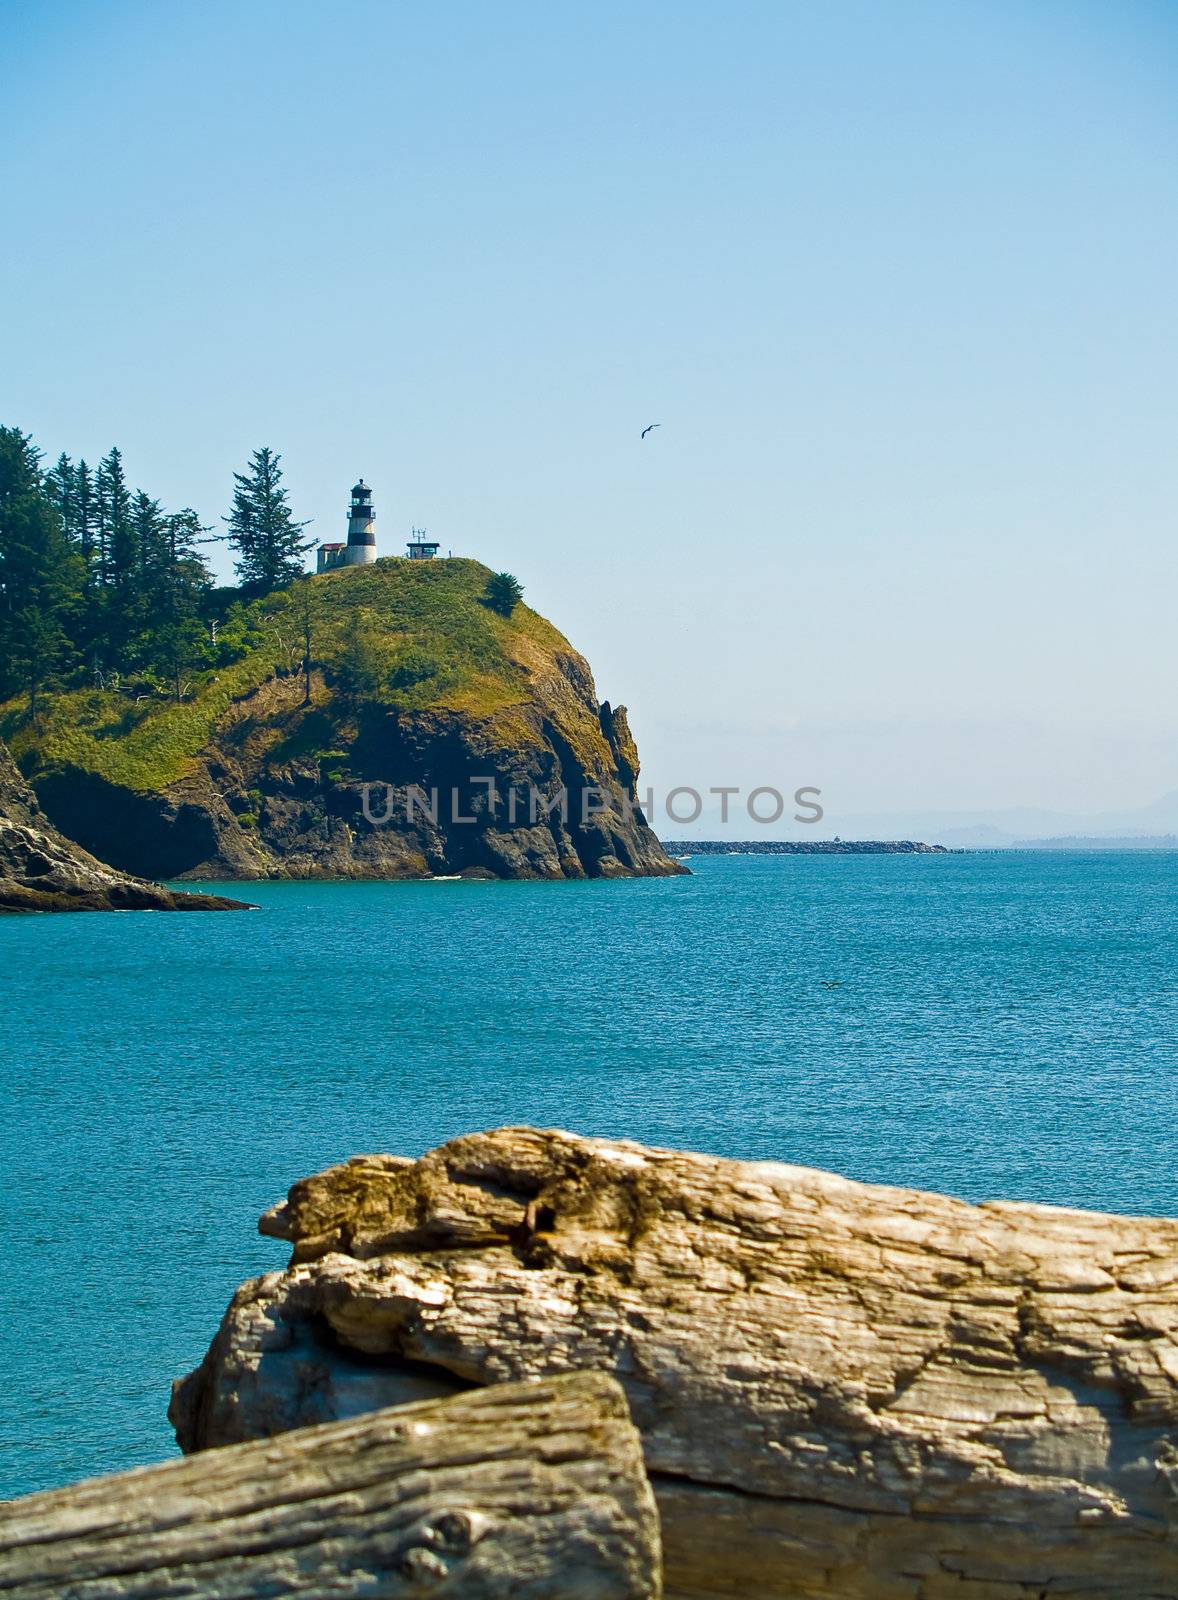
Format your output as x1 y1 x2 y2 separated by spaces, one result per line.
0 556 679 881
1 558 593 794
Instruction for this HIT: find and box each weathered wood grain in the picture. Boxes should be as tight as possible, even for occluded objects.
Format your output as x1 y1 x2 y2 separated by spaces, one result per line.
0 1372 661 1598
173 1127 1178 1599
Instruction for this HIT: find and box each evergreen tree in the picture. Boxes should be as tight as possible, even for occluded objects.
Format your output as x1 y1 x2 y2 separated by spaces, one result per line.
44 453 77 539
93 451 114 584
132 491 167 577
75 459 96 571
151 614 213 702
118 491 168 663
145 507 215 697
0 427 323 715
224 447 311 592
64 460 102 670
0 427 85 717
335 609 396 700
85 449 149 670
165 506 214 567
97 447 135 598
484 571 524 616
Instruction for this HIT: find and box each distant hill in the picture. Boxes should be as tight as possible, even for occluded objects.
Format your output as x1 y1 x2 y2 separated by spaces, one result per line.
2 559 682 882
1009 834 1178 851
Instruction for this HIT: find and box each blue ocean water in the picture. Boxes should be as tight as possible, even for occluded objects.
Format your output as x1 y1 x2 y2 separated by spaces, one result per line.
1 851 1176 1499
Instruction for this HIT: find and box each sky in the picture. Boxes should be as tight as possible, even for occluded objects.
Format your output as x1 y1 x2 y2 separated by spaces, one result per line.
2 0 1176 833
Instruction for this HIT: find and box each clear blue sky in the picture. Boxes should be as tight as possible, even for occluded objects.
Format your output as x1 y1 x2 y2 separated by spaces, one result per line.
3 1 1176 826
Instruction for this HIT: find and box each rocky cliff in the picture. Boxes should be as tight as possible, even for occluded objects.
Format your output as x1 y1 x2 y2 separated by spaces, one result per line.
6 561 684 882
0 740 249 912
173 1127 1178 1600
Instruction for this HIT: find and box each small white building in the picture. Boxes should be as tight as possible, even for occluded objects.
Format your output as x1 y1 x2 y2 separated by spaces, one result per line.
406 529 440 560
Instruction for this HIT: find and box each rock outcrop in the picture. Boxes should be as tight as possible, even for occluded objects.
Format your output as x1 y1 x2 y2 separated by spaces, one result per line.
174 1127 1178 1600
16 562 686 882
35 686 681 884
0 740 250 913
0 1375 662 1598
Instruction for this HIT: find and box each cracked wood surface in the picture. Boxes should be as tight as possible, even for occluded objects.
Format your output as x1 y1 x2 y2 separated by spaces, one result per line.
0 1373 660 1598
173 1127 1178 1599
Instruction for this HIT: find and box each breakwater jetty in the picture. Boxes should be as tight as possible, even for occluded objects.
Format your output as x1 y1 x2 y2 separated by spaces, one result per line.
662 838 953 855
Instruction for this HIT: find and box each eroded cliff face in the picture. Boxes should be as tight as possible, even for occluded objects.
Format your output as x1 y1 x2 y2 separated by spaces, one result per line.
172 1127 1178 1600
0 741 249 913
31 623 683 883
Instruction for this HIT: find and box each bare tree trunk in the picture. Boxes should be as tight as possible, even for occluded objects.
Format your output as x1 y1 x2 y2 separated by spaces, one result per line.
0 1373 661 1598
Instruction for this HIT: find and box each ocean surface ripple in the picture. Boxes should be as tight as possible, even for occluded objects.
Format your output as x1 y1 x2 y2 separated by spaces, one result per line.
1 851 1175 1496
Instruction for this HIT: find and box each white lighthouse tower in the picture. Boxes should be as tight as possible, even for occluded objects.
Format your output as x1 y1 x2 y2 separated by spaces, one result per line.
317 479 377 572
343 479 376 565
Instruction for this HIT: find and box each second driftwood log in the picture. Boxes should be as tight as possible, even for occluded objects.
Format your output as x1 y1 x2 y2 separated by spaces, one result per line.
0 1372 660 1598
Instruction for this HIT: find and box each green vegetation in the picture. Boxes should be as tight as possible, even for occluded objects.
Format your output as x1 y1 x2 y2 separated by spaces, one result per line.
277 558 554 717
224 447 313 592
1 423 573 795
483 570 524 616
3 559 569 792
0 429 85 723
0 426 293 720
0 644 284 791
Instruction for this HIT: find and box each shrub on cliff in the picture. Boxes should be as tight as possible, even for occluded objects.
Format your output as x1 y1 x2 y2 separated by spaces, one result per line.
331 616 456 710
333 611 398 701
484 571 523 616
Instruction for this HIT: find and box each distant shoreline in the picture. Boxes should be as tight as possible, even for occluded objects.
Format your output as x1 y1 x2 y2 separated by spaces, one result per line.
659 840 954 855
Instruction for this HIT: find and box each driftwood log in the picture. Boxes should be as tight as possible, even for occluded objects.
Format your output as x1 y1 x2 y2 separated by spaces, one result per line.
172 1128 1178 1600
0 1373 660 1598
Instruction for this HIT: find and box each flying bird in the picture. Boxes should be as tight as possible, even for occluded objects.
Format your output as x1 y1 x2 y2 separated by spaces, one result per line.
641 423 661 440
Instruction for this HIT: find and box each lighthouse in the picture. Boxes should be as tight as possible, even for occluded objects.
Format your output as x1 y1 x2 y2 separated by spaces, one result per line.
317 479 377 572
343 480 376 565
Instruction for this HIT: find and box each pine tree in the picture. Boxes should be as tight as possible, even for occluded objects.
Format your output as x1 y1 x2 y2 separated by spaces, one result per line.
149 508 215 698
86 449 144 669
75 460 97 572
132 490 166 571
97 447 135 598
150 613 213 702
44 453 98 611
164 507 217 636
45 453 76 538
165 506 214 567
335 608 395 700
224 447 312 592
0 427 85 717
64 460 102 670
484 571 524 616
117 491 167 663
